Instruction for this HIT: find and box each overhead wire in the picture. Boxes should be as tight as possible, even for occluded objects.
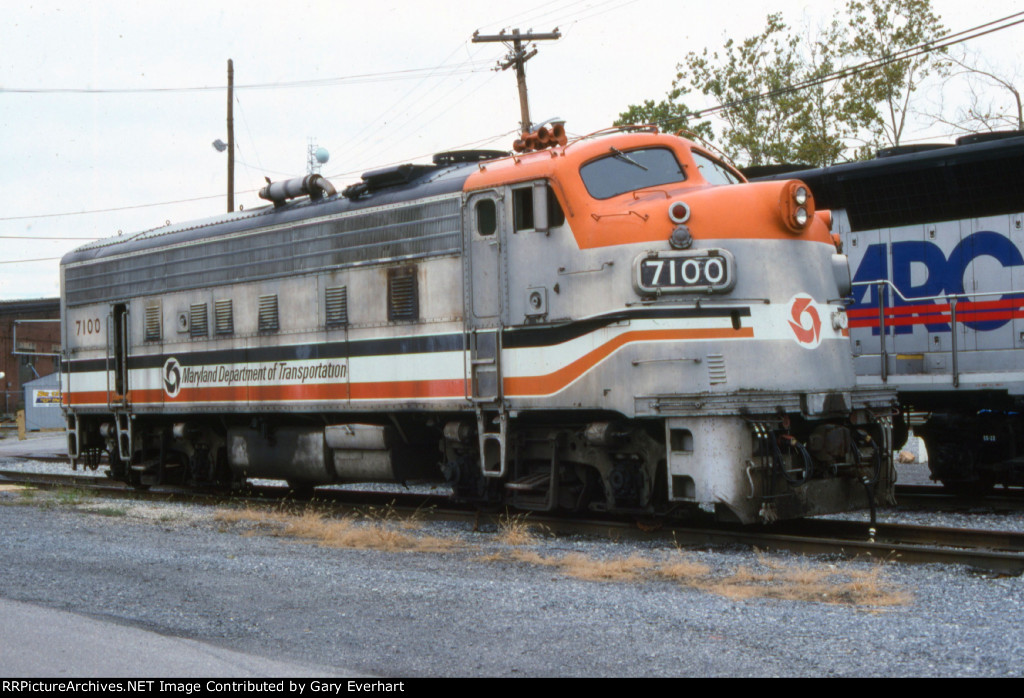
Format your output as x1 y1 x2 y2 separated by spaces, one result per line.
329 41 492 168
1 1 636 228
334 1 625 173
0 61 496 95
5 9 1022 234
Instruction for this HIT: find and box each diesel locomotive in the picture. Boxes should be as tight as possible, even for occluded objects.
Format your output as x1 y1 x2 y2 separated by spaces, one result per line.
753 131 1024 494
60 126 896 523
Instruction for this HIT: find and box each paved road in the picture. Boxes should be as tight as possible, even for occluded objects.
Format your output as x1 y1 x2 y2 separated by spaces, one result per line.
0 598 348 678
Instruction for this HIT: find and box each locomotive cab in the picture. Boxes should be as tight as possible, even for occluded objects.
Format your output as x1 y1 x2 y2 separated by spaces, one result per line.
447 129 895 522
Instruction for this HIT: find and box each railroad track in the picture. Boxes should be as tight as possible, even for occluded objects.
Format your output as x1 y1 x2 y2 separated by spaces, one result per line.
896 484 1024 512
3 468 1023 575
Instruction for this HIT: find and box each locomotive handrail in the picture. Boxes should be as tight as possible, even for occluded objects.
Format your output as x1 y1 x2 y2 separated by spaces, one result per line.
851 278 1022 304
850 279 1024 388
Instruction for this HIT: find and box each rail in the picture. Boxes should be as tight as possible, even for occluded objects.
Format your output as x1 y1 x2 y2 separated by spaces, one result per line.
2 466 1024 574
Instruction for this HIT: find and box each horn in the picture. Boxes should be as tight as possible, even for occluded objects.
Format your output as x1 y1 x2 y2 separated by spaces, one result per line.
550 123 567 146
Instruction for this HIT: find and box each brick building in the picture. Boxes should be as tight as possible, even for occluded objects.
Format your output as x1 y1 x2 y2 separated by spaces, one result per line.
0 298 60 416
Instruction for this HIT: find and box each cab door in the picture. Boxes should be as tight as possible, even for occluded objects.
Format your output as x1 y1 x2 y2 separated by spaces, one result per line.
463 190 505 402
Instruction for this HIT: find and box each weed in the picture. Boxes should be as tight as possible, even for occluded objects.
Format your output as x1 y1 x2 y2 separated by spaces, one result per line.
487 546 910 608
698 556 912 607
55 487 90 506
214 504 461 553
559 553 654 582
91 506 128 517
213 503 910 609
495 511 542 546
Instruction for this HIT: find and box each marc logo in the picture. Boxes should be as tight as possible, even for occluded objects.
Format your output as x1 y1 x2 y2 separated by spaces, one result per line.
788 294 822 349
163 357 182 398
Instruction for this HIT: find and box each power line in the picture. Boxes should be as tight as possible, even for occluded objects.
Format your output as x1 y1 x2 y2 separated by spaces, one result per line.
0 257 63 265
0 61 494 95
0 194 225 221
1 128 519 225
0 235 98 240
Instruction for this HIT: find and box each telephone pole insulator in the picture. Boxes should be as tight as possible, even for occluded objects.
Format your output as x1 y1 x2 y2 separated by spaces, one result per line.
472 28 560 134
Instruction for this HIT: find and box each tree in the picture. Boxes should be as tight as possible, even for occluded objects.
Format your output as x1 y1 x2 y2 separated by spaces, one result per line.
613 91 714 142
929 49 1023 133
676 13 827 166
838 0 949 147
615 0 951 166
616 14 860 167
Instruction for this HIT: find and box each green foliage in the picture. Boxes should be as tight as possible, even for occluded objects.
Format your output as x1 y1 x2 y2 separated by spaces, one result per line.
613 91 714 142
839 0 948 147
681 13 828 166
616 0 949 166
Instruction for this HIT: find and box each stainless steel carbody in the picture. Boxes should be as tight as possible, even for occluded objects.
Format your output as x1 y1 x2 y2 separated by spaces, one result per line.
61 131 895 521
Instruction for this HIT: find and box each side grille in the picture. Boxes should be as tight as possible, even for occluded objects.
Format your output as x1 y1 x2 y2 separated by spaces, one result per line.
214 299 234 335
144 305 161 342
258 294 279 333
387 267 418 322
325 286 348 328
707 354 727 385
190 303 208 338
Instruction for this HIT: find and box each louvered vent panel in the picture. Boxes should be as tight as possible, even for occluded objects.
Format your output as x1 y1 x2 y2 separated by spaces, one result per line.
214 299 234 335
325 286 348 328
190 303 208 338
387 268 418 322
706 354 727 385
258 294 279 332
144 305 161 342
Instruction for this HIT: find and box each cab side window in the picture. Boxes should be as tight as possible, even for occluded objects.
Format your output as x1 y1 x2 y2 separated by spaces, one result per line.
476 199 497 236
512 183 565 232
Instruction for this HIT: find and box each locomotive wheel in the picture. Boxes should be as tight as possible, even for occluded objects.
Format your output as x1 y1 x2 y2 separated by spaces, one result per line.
940 475 995 497
126 467 151 491
106 450 128 482
927 439 995 496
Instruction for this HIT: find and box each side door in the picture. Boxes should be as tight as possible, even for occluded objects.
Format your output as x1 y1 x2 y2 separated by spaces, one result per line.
107 302 129 407
463 190 505 403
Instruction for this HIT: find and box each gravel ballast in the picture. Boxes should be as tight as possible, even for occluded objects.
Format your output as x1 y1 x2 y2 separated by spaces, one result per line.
2 434 1023 677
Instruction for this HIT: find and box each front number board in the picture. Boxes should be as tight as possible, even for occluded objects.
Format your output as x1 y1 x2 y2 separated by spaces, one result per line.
633 249 736 294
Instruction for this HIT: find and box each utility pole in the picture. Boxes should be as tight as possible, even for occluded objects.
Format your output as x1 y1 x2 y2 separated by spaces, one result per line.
227 59 235 213
472 28 560 133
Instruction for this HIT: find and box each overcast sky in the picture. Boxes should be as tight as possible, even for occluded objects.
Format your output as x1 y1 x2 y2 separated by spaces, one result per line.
2 0 1022 301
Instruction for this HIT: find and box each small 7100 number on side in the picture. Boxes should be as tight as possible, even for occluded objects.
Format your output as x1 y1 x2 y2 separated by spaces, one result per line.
75 318 102 336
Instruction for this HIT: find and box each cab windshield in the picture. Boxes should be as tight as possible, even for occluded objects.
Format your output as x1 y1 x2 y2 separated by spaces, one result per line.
579 147 686 199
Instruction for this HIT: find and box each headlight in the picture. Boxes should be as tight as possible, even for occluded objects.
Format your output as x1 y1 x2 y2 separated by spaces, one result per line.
779 180 815 234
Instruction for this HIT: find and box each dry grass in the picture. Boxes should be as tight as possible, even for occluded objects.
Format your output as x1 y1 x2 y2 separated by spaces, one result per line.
213 504 460 553
694 555 912 607
498 549 653 582
495 512 542 546
654 556 714 582
215 504 910 608
487 545 909 608
559 553 655 582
